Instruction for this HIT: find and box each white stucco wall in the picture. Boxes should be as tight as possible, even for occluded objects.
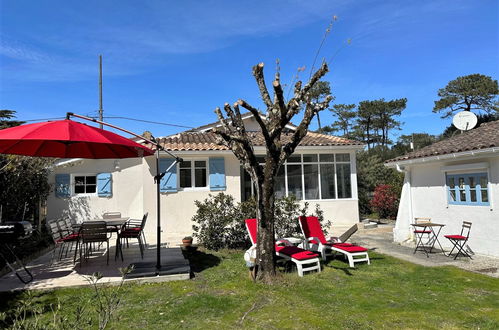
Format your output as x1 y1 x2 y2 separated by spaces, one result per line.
392 155 499 257
47 158 144 223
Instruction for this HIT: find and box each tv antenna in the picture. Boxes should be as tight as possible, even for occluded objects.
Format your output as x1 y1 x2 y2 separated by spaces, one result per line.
98 55 104 129
452 111 477 132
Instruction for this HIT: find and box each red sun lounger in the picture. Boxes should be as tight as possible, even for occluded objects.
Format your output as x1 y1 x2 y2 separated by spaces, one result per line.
298 216 370 268
245 218 321 277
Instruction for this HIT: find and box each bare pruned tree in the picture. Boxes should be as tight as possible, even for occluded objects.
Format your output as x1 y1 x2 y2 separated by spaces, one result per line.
213 61 332 282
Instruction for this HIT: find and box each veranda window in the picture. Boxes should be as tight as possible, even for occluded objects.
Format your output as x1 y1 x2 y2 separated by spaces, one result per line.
241 153 353 201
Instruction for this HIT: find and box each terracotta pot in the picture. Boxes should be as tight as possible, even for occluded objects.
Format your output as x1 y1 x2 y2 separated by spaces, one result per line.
182 239 192 247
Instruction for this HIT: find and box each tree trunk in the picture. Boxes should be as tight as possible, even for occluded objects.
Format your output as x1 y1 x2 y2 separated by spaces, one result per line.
255 158 278 282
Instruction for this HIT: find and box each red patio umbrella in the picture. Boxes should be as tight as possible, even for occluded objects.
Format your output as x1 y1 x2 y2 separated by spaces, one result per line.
0 119 154 158
0 113 181 277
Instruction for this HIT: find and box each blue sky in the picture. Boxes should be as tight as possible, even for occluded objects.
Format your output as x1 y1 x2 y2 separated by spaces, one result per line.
1 0 498 140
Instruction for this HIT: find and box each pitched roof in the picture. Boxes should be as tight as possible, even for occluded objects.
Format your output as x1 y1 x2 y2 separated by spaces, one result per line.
154 131 363 151
385 120 499 163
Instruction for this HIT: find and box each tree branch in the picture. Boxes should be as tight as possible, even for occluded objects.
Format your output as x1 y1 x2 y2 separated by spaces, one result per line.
252 63 273 109
237 99 272 144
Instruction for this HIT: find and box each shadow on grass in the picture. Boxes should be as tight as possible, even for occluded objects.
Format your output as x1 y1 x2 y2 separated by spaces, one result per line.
181 248 221 277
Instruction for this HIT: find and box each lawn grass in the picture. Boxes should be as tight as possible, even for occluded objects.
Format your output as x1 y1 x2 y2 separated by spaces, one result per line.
1 250 498 329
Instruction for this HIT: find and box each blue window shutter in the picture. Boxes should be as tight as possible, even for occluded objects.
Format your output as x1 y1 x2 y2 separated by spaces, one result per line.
55 174 70 198
97 173 113 197
209 158 226 191
159 158 177 192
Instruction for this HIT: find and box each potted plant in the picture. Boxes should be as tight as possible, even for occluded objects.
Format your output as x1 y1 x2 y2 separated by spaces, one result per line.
182 236 193 247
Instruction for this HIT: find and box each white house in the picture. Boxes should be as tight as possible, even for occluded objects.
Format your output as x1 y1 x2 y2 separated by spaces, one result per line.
47 114 364 244
385 120 499 257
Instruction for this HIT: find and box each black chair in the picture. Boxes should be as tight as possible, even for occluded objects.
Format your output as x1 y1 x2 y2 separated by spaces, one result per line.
78 221 110 266
47 218 80 262
444 221 472 260
116 213 148 261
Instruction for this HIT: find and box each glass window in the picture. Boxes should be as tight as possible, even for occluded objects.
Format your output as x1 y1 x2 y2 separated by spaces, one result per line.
179 162 192 188
179 160 207 188
303 154 318 163
240 153 354 201
320 164 335 199
304 164 319 199
336 153 350 162
287 155 302 163
275 166 286 199
74 175 97 194
287 164 302 199
337 163 351 198
319 154 334 162
194 161 206 187
446 173 489 206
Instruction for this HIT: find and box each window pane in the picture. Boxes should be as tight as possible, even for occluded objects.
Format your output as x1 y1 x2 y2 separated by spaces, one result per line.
86 176 96 185
241 168 253 201
480 176 487 188
459 189 466 202
303 154 318 163
195 168 206 187
304 164 319 199
469 176 476 188
449 189 456 201
481 190 489 202
75 176 85 185
86 185 96 194
287 164 302 199
287 155 301 163
447 177 455 189
75 185 85 194
320 164 335 199
319 154 334 162
179 169 191 187
194 161 206 168
336 153 350 162
337 163 351 198
274 166 286 199
470 189 477 202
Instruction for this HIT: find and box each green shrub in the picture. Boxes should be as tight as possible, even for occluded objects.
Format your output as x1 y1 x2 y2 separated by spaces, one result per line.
192 193 331 250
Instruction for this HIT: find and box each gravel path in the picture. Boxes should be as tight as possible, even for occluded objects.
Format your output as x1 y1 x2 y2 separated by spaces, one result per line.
349 224 499 278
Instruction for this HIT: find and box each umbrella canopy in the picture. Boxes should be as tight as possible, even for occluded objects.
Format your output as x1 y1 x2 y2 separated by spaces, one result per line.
0 120 154 159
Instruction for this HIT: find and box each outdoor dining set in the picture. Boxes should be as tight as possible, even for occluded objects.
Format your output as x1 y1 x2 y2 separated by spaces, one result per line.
47 212 149 267
412 218 473 259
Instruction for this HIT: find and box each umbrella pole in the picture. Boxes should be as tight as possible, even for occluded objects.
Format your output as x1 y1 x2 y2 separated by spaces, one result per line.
155 148 161 272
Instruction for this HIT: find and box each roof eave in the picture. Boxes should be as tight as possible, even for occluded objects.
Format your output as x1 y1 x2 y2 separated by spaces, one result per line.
384 147 499 168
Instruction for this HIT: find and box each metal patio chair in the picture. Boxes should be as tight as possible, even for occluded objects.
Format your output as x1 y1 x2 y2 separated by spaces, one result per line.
116 213 148 261
444 221 472 260
78 221 110 266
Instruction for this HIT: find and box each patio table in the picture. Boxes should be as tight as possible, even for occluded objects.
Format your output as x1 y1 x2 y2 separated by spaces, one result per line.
73 217 130 232
412 223 445 257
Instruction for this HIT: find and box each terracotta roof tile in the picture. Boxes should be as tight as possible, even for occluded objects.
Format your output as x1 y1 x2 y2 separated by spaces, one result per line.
385 120 499 163
155 131 363 151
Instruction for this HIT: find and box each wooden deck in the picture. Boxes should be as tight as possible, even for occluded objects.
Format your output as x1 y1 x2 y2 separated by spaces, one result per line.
0 241 190 292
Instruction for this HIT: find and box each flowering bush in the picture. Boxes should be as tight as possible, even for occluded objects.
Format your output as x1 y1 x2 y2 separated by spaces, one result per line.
370 184 399 219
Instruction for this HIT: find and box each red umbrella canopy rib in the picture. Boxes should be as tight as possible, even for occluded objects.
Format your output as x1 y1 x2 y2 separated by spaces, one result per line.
0 120 155 159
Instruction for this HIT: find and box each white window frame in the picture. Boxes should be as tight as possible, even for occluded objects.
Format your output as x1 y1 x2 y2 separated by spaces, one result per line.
72 173 98 197
177 158 209 191
243 152 355 201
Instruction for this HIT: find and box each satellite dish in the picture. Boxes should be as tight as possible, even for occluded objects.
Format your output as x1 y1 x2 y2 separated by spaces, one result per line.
452 111 478 131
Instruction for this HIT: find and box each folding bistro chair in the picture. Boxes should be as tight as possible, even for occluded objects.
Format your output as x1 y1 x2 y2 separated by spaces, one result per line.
412 217 432 254
444 221 472 260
